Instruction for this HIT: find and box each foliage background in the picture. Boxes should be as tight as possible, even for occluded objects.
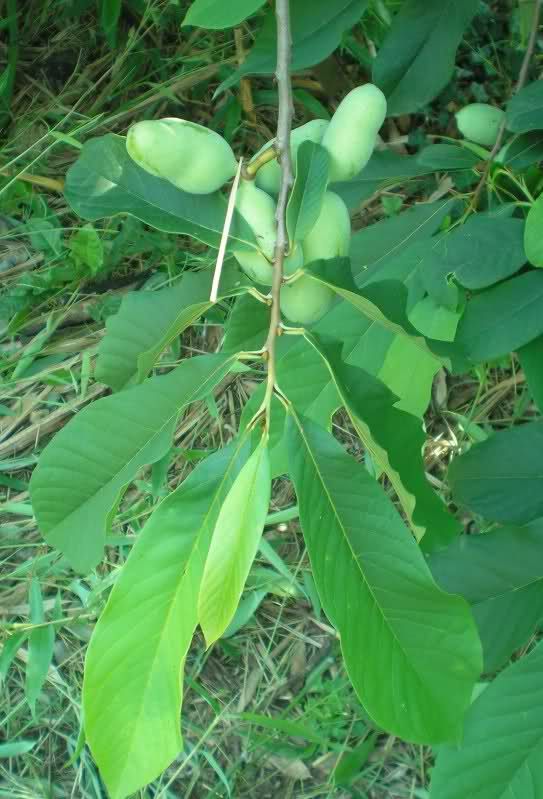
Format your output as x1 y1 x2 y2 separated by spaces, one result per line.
0 1 538 797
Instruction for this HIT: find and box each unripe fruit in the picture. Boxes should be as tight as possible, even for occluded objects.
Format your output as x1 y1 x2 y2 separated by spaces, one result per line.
280 275 334 325
234 242 304 285
232 179 303 285
303 191 351 264
255 119 329 196
455 103 506 148
126 118 237 194
322 84 387 182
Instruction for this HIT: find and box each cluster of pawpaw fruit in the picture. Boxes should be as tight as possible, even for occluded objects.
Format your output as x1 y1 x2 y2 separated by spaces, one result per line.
126 84 387 326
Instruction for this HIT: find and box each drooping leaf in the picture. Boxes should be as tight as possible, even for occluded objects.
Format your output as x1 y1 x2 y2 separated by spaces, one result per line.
430 639 543 799
64 134 255 251
372 0 478 115
222 292 271 355
418 215 526 306
415 143 482 170
198 437 271 646
333 148 476 209
306 334 460 549
96 268 248 391
525 192 543 267
449 420 543 525
287 141 329 244
303 258 451 364
183 0 266 29
83 440 249 799
25 579 55 715
506 79 543 133
287 411 482 744
429 520 543 672
518 335 543 412
216 0 368 95
454 270 543 363
30 353 237 573
498 131 543 169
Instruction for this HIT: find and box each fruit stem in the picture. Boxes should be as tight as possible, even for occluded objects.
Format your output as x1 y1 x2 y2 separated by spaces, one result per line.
244 145 279 179
260 0 294 432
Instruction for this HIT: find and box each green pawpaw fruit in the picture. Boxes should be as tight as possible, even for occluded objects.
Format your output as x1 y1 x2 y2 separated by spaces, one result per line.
322 84 387 182
234 242 304 285
126 118 237 194
280 275 334 325
303 191 351 264
455 103 505 148
232 180 303 284
255 119 329 196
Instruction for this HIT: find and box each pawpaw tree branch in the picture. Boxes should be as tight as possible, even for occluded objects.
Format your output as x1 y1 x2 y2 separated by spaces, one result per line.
261 0 295 428
471 0 542 210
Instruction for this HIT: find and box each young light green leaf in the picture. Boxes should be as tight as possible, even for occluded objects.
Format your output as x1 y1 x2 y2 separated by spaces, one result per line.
449 420 543 525
305 334 460 550
64 134 256 251
372 0 478 115
287 411 482 744
183 0 266 29
303 258 451 365
30 353 236 573
287 140 329 243
198 437 271 646
96 269 248 391
429 520 543 672
83 440 249 799
430 639 543 799
25 578 55 715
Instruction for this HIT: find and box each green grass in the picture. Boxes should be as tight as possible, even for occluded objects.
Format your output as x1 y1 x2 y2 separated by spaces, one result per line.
0 1 535 796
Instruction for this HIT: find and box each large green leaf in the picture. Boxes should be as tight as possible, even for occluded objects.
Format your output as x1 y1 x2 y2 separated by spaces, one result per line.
216 0 367 94
519 334 543 413
83 440 249 799
449 420 543 525
430 639 543 799
287 141 329 244
306 335 460 549
418 215 526 308
498 131 543 170
429 521 543 672
183 0 266 28
454 270 543 363
525 192 543 267
333 149 476 210
96 268 248 391
372 0 478 115
64 134 255 251
30 353 236 573
287 411 482 744
506 79 543 133
198 437 271 645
